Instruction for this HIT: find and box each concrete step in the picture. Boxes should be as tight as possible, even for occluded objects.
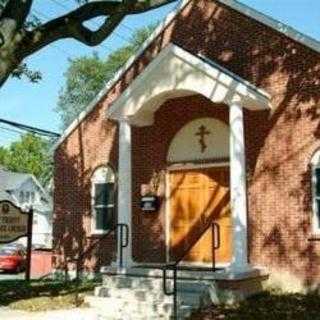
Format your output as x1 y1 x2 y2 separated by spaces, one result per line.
103 274 172 290
94 284 203 309
94 286 172 302
101 273 213 294
86 295 194 320
93 266 269 318
93 273 213 318
85 296 173 319
101 265 225 281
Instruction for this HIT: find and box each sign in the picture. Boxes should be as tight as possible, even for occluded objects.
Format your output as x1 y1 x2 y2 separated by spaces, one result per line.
140 196 159 212
0 201 29 243
0 200 33 281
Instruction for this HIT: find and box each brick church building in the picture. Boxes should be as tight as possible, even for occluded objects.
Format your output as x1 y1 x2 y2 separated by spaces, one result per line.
53 0 320 294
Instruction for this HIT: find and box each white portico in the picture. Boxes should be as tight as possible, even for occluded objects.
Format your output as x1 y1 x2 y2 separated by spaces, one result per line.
107 44 272 273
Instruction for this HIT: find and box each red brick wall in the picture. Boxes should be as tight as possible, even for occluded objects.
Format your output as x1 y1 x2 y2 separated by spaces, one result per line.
53 102 119 272
54 0 320 284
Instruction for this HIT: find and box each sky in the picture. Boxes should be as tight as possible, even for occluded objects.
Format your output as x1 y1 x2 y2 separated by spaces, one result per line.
0 0 319 146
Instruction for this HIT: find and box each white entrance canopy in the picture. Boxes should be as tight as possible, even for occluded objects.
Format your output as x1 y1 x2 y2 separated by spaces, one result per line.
107 44 272 126
109 43 272 274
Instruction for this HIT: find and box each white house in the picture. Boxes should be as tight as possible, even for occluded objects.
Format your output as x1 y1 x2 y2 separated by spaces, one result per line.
0 169 53 248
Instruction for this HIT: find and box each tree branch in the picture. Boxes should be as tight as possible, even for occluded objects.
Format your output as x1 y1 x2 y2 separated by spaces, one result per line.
74 14 125 46
22 0 177 56
0 0 177 87
1 0 33 29
128 0 179 14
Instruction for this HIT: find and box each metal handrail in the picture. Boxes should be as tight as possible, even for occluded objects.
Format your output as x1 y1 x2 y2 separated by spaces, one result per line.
73 223 129 281
162 221 221 319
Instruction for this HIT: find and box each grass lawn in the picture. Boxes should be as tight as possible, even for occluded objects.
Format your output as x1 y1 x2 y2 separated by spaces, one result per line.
2 280 320 318
0 279 98 312
189 291 320 320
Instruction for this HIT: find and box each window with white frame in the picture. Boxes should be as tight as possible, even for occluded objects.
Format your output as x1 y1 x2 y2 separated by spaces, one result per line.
91 165 116 234
311 150 320 233
19 191 24 204
31 192 35 204
26 191 30 203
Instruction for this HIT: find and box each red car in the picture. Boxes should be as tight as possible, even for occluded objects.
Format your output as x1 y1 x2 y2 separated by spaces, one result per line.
0 247 26 273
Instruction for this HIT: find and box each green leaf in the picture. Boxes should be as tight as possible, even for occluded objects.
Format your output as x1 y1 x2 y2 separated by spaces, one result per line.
0 133 53 185
55 24 156 130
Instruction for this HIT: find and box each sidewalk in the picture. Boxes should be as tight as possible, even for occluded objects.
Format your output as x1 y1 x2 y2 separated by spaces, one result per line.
0 307 106 320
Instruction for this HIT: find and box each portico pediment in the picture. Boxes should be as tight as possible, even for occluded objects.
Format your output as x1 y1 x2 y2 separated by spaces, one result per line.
107 44 272 126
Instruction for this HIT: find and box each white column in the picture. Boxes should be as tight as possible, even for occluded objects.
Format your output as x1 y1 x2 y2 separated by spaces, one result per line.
229 103 250 273
117 120 133 269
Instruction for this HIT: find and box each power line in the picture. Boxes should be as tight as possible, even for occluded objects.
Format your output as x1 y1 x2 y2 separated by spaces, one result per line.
0 126 24 136
0 119 60 138
118 23 135 33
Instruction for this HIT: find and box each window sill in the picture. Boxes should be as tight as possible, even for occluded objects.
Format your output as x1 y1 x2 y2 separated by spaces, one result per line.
308 234 320 241
89 230 114 238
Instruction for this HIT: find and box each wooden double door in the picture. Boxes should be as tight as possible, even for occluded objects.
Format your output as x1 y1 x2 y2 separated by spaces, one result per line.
169 166 232 264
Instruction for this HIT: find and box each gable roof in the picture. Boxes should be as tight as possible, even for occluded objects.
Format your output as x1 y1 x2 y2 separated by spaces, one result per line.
54 0 320 150
0 169 48 199
0 190 15 202
107 44 271 126
0 170 52 208
0 169 32 190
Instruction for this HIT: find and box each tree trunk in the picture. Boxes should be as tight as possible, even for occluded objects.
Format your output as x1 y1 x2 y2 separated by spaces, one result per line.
0 17 22 87
0 52 17 87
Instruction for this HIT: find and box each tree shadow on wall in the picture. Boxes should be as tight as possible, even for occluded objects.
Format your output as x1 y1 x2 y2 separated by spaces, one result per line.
53 117 118 275
126 0 319 275
54 0 320 284
165 1 320 287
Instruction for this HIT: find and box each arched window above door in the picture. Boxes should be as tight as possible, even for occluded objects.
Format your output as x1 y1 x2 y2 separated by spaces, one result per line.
91 165 116 234
167 118 229 163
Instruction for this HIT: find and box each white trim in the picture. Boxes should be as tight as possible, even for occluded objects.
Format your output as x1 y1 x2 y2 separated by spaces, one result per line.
165 162 230 265
54 0 320 149
167 161 229 171
165 171 170 263
117 121 133 268
311 150 320 235
107 44 271 125
174 261 230 269
90 165 115 235
229 103 250 272
131 260 230 269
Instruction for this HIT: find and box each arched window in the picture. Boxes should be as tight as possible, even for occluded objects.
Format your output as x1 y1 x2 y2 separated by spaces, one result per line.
311 150 320 234
91 165 116 234
167 118 229 163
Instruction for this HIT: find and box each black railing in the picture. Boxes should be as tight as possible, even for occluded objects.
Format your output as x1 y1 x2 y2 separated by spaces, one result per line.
118 223 129 268
162 222 220 319
73 223 129 281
